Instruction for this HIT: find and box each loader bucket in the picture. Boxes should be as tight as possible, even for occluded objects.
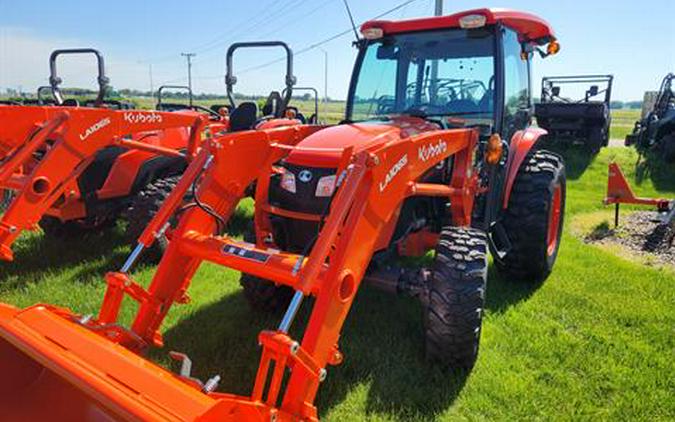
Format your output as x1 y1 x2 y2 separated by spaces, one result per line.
0 303 271 421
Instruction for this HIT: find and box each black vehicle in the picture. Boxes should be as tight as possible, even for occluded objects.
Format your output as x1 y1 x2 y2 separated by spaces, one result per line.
534 75 613 153
625 73 675 160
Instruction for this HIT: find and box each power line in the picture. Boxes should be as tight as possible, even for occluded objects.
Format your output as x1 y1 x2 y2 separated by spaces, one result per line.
254 0 333 43
140 0 284 64
191 0 308 59
157 0 422 87
237 0 421 76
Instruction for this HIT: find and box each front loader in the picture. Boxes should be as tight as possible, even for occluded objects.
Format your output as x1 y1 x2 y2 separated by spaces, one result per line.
0 43 305 262
0 48 220 262
123 41 310 255
0 103 210 261
0 8 565 420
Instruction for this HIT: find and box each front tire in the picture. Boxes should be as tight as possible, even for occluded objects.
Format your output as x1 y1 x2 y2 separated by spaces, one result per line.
240 273 294 313
424 226 488 369
239 226 293 313
125 175 184 261
0 189 13 212
495 150 566 282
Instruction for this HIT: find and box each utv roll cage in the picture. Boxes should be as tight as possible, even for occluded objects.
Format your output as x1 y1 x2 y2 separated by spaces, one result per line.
540 75 613 104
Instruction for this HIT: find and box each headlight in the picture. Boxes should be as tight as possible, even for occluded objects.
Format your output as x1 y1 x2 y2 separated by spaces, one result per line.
280 170 296 193
315 175 337 197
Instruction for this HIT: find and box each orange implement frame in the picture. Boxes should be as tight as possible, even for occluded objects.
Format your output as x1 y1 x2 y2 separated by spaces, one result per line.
603 162 672 226
0 123 478 420
0 105 208 261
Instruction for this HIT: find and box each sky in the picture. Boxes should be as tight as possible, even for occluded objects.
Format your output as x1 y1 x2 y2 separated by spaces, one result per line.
0 0 673 101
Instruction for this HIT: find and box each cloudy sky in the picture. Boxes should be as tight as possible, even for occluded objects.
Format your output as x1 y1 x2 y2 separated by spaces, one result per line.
0 0 673 101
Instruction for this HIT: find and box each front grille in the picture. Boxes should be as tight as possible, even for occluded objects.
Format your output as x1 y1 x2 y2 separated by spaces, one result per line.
268 163 335 215
268 163 336 252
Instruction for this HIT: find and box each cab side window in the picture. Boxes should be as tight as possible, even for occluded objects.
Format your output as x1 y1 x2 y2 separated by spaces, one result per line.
502 27 530 137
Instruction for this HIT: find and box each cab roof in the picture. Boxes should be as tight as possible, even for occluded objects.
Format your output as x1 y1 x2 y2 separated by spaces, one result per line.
362 8 555 45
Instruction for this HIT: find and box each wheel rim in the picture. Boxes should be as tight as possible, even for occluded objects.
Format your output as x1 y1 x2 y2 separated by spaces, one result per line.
546 184 563 256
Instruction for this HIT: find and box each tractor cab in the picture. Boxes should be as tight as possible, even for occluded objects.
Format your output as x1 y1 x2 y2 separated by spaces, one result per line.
277 9 560 244
350 9 559 141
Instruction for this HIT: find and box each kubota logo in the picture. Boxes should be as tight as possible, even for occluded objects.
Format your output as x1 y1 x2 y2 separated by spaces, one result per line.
123 112 163 124
79 117 111 141
379 154 408 192
418 140 447 162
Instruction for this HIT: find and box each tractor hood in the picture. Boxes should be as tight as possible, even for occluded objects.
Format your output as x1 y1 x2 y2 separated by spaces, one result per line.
286 117 440 168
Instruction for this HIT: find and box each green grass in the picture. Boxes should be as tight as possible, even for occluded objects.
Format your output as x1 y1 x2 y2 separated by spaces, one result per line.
1 143 674 419
129 96 347 124
610 109 640 141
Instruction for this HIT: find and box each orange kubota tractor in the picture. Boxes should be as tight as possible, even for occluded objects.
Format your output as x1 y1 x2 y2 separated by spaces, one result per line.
0 43 304 261
0 9 565 421
0 48 224 261
124 41 308 254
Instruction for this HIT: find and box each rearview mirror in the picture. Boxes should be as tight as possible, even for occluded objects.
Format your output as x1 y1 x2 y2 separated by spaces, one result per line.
377 44 397 60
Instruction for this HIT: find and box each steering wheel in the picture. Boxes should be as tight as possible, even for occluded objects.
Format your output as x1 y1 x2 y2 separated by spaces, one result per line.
191 104 223 120
376 95 395 114
254 114 276 127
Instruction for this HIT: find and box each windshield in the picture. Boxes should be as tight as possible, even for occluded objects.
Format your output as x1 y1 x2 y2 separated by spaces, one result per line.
348 28 496 125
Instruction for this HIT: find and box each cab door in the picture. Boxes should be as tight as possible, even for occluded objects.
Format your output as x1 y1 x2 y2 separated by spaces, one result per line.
501 27 532 141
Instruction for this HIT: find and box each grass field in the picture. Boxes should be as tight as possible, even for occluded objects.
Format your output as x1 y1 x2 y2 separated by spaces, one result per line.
133 97 643 133
610 108 641 140
1 134 674 419
130 96 348 124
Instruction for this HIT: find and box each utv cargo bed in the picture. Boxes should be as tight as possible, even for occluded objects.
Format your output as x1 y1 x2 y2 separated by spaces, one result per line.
534 74 613 153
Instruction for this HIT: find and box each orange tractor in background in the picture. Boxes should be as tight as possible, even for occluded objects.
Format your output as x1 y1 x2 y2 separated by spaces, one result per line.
0 43 305 261
0 48 220 261
0 9 565 421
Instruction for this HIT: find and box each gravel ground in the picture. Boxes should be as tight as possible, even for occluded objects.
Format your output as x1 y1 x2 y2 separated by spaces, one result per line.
585 210 674 267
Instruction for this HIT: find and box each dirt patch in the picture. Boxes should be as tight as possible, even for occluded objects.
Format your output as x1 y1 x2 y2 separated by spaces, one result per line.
584 211 674 267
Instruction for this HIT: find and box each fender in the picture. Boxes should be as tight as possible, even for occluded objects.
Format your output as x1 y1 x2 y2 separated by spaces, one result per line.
502 127 547 208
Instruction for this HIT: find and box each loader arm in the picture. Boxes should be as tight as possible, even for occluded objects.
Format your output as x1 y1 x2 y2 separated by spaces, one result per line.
84 124 479 419
0 106 208 261
0 122 479 420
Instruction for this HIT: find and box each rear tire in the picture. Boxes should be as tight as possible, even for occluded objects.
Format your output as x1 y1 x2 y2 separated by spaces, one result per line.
424 226 488 369
495 149 566 282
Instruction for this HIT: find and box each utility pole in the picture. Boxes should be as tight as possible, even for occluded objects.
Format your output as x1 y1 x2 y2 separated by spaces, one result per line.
319 48 328 117
181 52 196 106
148 63 154 95
430 0 442 102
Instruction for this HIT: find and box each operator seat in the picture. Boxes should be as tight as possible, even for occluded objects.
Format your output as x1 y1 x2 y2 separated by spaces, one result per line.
447 99 479 113
262 91 282 117
229 102 258 131
478 89 494 113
